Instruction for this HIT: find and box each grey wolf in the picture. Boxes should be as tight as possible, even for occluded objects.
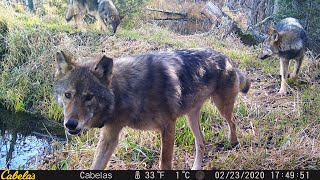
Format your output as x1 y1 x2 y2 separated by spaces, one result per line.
65 0 123 33
257 17 307 95
53 48 250 170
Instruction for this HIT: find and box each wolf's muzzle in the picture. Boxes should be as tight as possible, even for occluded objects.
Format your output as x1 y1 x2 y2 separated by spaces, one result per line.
257 54 270 60
66 16 73 22
68 128 81 135
65 119 78 130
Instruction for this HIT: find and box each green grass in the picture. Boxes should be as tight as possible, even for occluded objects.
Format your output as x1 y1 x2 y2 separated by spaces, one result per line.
256 59 279 75
118 28 142 39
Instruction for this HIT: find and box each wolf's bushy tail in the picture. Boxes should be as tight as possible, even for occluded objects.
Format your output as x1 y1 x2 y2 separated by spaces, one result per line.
237 69 250 94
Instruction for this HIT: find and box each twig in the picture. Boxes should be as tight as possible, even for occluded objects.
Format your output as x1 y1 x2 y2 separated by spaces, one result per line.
254 16 273 27
154 18 188 21
145 7 187 17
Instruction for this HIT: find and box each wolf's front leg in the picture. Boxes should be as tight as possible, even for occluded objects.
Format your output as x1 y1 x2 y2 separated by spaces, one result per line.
90 125 122 170
74 14 83 30
278 58 290 95
96 14 108 32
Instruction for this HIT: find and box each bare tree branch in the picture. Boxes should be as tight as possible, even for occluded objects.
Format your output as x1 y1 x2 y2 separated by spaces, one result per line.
145 7 187 17
254 16 273 27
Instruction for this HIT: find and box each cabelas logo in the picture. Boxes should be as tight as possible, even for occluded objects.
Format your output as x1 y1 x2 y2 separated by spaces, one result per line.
1 170 35 180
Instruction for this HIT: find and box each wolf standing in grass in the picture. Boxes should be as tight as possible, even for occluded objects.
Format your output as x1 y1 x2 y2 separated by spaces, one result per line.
53 48 250 170
65 0 123 33
258 17 307 95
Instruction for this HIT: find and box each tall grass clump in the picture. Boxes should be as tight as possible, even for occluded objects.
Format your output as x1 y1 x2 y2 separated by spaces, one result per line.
0 26 62 119
0 4 63 120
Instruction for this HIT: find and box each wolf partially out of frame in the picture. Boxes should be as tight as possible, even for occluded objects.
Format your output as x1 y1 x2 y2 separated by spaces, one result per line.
53 48 250 170
258 17 307 95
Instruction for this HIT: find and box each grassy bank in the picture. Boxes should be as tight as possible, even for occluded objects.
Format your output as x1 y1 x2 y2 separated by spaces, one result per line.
0 2 320 170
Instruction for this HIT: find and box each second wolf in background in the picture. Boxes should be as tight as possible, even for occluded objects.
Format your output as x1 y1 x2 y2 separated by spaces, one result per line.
258 17 307 95
65 0 123 33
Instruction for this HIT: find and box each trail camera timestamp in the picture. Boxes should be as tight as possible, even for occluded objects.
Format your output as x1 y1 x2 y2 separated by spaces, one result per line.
271 171 309 179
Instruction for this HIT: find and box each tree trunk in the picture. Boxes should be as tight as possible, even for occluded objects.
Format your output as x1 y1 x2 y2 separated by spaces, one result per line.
225 0 274 32
201 1 259 45
201 2 240 35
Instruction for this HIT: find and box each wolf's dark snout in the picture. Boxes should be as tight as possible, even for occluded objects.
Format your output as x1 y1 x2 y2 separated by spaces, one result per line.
65 119 79 130
66 17 72 22
257 54 269 60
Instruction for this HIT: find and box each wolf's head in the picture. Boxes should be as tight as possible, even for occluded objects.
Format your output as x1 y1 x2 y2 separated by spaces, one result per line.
65 0 79 22
257 26 281 60
54 51 115 135
109 15 124 33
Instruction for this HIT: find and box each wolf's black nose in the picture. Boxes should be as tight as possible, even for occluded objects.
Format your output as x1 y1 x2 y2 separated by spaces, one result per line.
65 119 78 130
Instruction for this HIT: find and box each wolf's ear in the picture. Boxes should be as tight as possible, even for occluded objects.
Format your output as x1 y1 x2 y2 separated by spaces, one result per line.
268 26 279 42
93 55 113 86
268 26 276 35
55 50 75 79
271 31 279 42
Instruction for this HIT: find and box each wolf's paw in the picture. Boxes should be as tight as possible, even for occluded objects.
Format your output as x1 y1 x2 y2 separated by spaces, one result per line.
231 140 239 148
277 90 288 96
191 164 203 170
290 74 298 80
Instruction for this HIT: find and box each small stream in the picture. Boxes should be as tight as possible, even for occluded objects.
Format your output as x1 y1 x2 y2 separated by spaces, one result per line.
0 107 65 169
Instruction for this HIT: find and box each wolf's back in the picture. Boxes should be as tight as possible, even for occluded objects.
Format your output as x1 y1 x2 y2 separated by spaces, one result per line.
98 0 119 16
276 18 304 32
276 17 307 49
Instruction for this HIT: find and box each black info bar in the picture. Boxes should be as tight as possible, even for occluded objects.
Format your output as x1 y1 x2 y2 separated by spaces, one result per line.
0 170 318 180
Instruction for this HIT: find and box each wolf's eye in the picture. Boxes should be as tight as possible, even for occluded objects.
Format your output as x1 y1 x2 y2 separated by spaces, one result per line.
85 94 94 101
65 92 72 99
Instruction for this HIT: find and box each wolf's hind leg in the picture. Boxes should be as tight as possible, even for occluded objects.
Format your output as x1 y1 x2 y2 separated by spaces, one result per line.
291 56 303 80
212 91 238 147
159 119 176 170
187 108 205 170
